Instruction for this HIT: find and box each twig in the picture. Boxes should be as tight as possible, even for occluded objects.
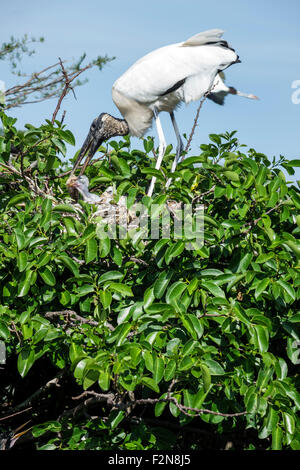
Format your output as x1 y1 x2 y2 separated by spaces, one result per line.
70 390 247 418
183 98 207 157
242 202 285 235
10 371 65 412
45 309 115 332
0 407 33 422
0 162 21 176
45 310 99 327
192 185 216 202
128 257 149 266
51 58 72 124
60 110 67 125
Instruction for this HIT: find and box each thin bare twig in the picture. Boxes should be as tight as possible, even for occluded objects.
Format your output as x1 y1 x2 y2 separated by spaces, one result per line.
0 407 33 422
45 310 99 327
51 58 72 124
9 371 65 412
183 81 217 160
242 202 285 235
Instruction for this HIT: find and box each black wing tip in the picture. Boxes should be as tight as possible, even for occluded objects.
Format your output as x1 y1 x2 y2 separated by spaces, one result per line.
207 93 225 106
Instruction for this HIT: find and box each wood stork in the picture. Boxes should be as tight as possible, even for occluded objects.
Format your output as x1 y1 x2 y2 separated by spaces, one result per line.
208 72 259 105
69 29 241 196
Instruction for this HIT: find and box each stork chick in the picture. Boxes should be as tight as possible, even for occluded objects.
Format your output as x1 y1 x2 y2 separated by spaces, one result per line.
67 175 102 204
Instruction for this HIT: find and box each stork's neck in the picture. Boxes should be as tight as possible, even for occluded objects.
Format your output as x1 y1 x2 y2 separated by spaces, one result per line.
101 113 129 139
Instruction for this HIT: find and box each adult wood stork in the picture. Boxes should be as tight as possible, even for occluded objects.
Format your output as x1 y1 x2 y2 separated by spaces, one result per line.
208 72 259 105
69 29 241 196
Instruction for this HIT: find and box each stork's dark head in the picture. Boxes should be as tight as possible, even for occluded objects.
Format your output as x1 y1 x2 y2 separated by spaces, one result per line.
81 113 129 157
69 113 129 177
80 113 114 161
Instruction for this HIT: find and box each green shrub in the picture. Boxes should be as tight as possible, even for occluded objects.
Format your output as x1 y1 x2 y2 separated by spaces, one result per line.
0 110 299 450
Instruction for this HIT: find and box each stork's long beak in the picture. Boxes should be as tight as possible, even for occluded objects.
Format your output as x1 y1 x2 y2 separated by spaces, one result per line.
69 115 104 178
236 91 259 100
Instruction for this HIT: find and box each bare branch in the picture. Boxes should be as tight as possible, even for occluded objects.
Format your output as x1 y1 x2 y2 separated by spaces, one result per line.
69 390 247 419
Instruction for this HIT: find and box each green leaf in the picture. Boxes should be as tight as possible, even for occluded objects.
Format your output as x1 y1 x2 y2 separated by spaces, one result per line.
7 193 28 208
145 303 174 314
153 356 164 384
111 155 131 177
51 137 66 156
164 241 185 265
155 393 168 417
165 281 186 305
153 270 173 299
115 323 131 346
52 204 78 213
98 237 111 258
14 228 25 250
85 238 98 264
223 170 240 182
255 278 270 299
141 377 160 393
164 359 176 381
286 159 300 167
204 359 225 375
178 356 194 371
17 251 28 272
58 255 79 277
100 290 112 309
283 412 295 436
200 364 211 392
277 280 296 302
236 253 253 273
98 371 110 391
109 282 133 297
182 314 204 340
17 347 35 377
179 156 206 167
253 325 269 353
143 287 155 309
141 167 165 181
0 321 10 340
97 166 116 179
283 240 300 258
59 290 71 306
32 421 62 438
290 188 300 209
201 280 226 299
272 426 283 450
109 410 125 429
39 266 56 286
58 129 75 145
111 246 122 266
17 270 33 297
98 271 123 284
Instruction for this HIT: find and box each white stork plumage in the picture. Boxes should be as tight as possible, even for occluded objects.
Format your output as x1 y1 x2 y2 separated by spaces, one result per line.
69 29 242 196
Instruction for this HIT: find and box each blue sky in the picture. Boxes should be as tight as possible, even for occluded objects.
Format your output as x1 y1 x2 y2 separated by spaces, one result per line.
1 0 300 180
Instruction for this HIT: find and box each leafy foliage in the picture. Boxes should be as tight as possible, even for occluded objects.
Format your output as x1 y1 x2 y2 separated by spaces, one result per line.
0 111 299 450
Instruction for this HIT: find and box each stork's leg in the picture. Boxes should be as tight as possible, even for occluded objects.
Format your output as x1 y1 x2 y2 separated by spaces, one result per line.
147 108 166 197
165 111 183 189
